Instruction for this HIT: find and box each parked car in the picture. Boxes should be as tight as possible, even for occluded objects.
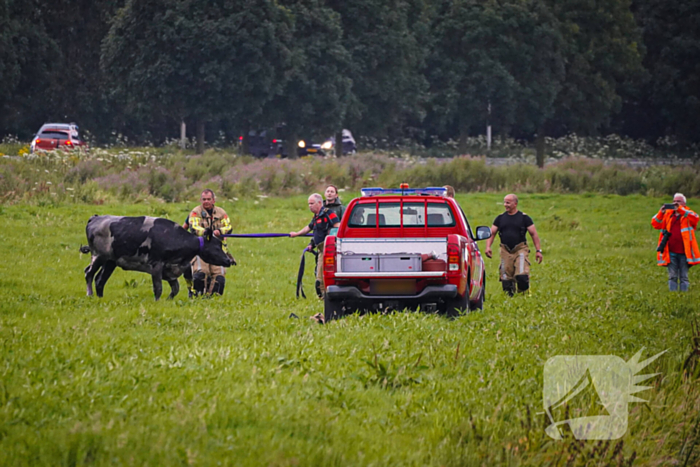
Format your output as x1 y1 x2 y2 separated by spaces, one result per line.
321 185 492 321
297 129 356 156
242 129 286 158
30 123 86 154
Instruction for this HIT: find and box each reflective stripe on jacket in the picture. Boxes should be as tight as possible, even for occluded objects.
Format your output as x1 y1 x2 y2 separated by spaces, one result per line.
189 206 232 237
651 205 700 266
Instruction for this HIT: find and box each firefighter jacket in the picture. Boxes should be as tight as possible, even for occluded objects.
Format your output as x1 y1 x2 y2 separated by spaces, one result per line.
651 205 700 267
189 205 232 238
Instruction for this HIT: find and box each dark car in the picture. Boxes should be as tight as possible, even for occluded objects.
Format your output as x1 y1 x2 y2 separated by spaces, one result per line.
297 129 356 156
242 129 287 158
30 123 86 154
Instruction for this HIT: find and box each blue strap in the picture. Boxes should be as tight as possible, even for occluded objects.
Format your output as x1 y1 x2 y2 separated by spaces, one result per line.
296 245 318 299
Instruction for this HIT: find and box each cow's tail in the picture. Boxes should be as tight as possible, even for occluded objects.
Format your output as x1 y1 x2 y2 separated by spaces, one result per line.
79 245 91 254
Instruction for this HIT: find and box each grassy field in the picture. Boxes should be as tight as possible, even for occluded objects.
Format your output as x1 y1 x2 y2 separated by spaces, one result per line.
1 193 699 466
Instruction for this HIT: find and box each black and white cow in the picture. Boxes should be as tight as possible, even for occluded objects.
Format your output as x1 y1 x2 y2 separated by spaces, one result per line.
83 215 234 300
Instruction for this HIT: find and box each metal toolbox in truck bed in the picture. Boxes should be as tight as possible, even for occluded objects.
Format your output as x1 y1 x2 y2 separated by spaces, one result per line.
378 254 422 272
341 255 378 272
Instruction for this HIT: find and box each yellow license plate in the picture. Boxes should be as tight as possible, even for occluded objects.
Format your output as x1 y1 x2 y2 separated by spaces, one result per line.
370 280 416 295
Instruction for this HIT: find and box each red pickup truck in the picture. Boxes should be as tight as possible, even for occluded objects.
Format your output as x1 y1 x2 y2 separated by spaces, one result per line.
321 186 492 321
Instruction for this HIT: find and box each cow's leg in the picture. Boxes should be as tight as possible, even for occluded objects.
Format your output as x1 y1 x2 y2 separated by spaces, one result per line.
150 265 164 301
167 279 180 299
84 256 105 296
95 261 117 298
183 266 194 298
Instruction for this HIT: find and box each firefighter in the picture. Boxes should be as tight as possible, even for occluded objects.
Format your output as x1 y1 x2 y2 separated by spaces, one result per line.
485 194 543 295
189 189 232 295
651 193 700 291
290 193 340 298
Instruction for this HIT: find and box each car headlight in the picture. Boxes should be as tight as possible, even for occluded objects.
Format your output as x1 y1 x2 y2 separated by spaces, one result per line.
321 141 333 150
298 140 306 148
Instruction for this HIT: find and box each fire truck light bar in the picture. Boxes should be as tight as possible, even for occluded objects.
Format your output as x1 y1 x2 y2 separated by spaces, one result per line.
361 187 447 197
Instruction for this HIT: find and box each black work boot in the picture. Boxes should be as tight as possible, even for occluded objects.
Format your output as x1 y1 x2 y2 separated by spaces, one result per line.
502 280 515 297
515 274 530 293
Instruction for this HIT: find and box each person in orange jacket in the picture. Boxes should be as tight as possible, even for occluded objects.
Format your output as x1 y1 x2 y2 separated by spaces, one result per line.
651 193 700 291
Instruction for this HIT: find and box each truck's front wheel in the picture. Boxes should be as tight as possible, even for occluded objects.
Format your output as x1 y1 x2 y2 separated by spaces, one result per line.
469 273 485 311
324 296 344 322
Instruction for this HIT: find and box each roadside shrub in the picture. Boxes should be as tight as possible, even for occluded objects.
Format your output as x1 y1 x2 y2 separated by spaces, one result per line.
65 160 104 184
0 135 26 156
591 166 644 195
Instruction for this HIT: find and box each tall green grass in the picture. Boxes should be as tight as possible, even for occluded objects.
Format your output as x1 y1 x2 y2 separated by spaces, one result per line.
0 194 698 466
3 150 700 205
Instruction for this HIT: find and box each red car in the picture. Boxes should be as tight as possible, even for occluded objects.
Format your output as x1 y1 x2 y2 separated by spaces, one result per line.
30 123 86 154
321 185 492 321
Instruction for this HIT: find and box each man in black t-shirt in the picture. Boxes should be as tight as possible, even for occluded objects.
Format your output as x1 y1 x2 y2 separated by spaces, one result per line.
290 193 340 298
485 194 543 296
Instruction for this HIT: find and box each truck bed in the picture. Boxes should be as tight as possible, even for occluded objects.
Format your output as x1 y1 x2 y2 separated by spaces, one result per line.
335 237 447 277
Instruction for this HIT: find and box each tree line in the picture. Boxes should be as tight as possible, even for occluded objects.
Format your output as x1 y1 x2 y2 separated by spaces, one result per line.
1 0 698 164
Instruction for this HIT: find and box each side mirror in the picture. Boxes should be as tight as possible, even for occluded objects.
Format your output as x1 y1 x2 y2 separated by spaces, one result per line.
475 226 492 241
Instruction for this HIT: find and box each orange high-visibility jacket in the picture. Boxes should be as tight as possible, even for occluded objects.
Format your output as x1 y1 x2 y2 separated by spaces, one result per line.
651 205 700 267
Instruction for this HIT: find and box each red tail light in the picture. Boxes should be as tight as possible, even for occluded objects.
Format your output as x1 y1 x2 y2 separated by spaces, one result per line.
272 139 277 143
447 241 461 272
324 236 337 273
35 139 41 144
65 140 73 146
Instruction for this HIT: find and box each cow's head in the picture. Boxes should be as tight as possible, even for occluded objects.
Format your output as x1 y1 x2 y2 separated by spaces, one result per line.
199 235 234 267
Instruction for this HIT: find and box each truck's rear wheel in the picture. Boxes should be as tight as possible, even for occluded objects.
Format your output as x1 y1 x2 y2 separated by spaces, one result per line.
324 296 344 322
445 293 468 317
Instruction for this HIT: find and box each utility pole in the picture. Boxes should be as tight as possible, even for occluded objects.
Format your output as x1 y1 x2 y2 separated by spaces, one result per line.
486 102 492 151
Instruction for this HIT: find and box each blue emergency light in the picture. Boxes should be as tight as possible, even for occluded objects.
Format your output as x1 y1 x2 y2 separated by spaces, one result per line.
361 186 447 197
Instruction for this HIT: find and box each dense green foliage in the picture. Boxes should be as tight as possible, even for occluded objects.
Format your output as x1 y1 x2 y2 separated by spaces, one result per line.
267 0 352 157
102 0 293 154
427 0 564 143
1 195 699 465
1 0 698 149
625 0 700 142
